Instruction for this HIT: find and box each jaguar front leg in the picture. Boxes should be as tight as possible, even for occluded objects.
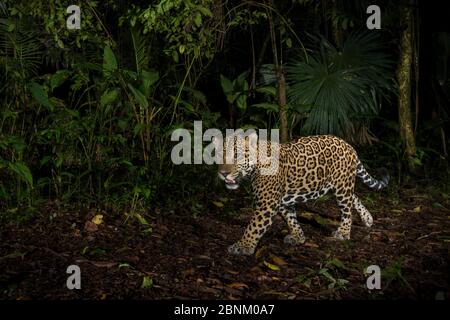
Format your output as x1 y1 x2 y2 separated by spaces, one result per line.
228 200 279 256
279 205 306 245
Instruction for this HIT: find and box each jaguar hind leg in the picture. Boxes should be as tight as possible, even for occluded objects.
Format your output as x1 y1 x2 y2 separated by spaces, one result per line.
279 205 306 245
353 194 373 227
332 190 354 240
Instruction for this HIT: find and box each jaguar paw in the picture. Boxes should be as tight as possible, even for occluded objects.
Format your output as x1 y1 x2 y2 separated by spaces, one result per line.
283 234 306 245
332 230 350 240
227 242 255 255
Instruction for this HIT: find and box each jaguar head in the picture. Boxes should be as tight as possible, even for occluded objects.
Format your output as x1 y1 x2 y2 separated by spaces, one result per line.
214 131 258 190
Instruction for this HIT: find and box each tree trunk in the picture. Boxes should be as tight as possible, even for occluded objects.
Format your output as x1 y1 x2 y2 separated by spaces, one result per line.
331 0 342 47
267 0 289 143
397 5 417 171
277 68 289 143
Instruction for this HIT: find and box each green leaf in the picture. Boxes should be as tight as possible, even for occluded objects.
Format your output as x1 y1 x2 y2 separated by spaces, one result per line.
133 123 145 136
264 260 280 271
172 50 179 63
103 46 118 75
253 103 279 112
184 87 206 105
40 156 52 167
134 213 149 225
140 69 159 97
100 89 119 107
8 162 33 187
142 227 153 235
57 39 64 48
220 74 233 95
235 71 248 90
212 201 224 208
318 268 335 282
179 100 196 113
228 92 240 104
3 135 26 153
50 70 70 91
194 13 202 27
286 37 292 48
6 20 15 32
89 248 106 256
256 86 276 97
127 84 148 108
236 94 247 110
141 276 153 289
0 251 26 261
337 278 349 287
432 202 446 209
326 258 345 270
30 82 53 110
197 6 213 17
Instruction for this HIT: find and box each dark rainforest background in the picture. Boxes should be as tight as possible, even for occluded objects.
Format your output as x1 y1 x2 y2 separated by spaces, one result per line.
0 0 449 300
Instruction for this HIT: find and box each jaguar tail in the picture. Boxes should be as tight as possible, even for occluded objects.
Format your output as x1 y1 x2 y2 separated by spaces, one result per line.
356 159 389 190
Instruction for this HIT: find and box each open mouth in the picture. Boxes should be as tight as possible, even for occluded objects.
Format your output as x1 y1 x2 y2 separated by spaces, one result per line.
224 178 239 190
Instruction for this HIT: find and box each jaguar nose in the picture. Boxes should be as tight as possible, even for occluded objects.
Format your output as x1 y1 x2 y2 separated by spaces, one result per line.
220 170 229 177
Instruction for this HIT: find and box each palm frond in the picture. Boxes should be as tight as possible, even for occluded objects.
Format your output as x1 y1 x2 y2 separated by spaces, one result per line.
130 26 149 74
257 64 277 86
286 31 396 140
0 18 42 80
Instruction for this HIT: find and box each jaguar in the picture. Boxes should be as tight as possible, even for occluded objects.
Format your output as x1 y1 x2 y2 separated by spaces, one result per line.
214 131 389 255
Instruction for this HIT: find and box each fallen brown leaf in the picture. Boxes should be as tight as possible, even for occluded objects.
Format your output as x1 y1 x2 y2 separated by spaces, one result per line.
412 206 422 213
90 261 116 268
225 268 239 275
227 282 249 290
181 268 195 277
250 266 263 273
84 220 98 233
304 242 319 248
255 247 264 259
223 286 244 296
75 259 116 268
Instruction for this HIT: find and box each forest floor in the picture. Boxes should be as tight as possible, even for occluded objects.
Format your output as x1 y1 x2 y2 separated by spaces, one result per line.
1 185 449 300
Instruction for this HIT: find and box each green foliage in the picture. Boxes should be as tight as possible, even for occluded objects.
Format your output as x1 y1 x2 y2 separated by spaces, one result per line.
382 260 415 293
295 256 349 294
227 7 268 28
286 32 396 141
6 162 33 188
141 276 153 289
220 72 249 110
0 1 223 219
30 82 54 110
103 46 118 75
0 18 42 79
0 0 446 221
124 0 216 62
0 136 34 207
3 0 115 49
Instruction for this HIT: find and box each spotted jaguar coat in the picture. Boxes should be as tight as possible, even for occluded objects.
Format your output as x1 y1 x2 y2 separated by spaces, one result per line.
215 132 389 255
